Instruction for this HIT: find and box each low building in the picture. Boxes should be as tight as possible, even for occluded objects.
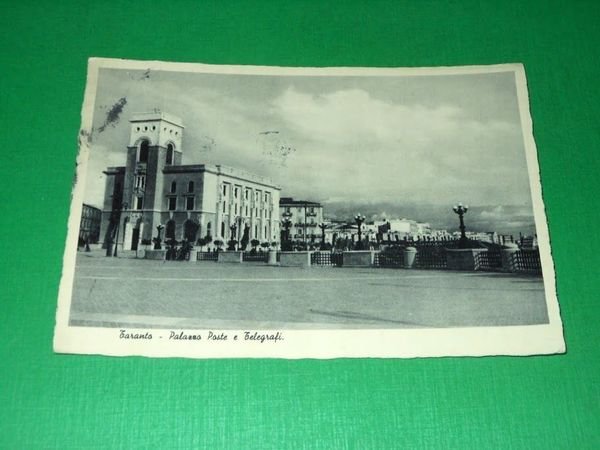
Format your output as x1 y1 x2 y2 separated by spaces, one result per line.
279 197 324 244
99 111 280 251
79 203 102 244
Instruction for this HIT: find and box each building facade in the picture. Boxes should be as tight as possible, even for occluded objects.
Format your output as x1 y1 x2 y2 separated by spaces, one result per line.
100 111 280 251
79 203 102 244
279 197 324 243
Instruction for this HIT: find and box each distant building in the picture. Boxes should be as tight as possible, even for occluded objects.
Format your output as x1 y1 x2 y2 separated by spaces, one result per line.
100 111 280 251
279 197 324 243
80 203 102 244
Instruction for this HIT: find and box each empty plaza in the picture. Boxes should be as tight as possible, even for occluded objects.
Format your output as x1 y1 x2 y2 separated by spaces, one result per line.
68 252 549 330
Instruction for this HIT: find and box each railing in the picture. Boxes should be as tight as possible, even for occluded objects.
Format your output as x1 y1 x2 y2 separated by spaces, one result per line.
192 247 541 274
196 251 218 261
415 246 447 269
515 249 542 274
475 249 503 271
242 252 268 262
375 252 404 268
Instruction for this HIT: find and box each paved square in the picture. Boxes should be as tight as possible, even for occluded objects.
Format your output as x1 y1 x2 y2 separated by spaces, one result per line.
69 252 549 329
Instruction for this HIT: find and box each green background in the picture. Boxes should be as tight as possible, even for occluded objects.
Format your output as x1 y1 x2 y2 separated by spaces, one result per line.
1 1 599 448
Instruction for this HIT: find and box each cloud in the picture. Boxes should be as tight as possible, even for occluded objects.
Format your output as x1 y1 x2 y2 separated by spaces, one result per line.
268 87 530 206
84 70 534 215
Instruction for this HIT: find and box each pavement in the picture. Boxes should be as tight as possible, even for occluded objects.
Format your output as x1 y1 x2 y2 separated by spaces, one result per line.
68 251 549 329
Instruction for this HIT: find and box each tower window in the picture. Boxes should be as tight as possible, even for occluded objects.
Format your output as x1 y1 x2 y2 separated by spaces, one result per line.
166 144 174 165
135 197 143 210
139 140 149 163
170 181 177 193
188 181 194 193
168 197 177 211
135 175 145 189
186 197 195 211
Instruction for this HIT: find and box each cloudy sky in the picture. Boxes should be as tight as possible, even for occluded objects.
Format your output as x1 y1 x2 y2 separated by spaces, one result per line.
82 67 536 233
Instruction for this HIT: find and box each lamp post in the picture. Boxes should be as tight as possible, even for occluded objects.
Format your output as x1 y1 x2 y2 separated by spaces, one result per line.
318 223 328 250
354 213 365 250
113 202 128 257
236 216 243 249
281 218 292 249
229 222 237 250
452 202 469 247
154 224 164 249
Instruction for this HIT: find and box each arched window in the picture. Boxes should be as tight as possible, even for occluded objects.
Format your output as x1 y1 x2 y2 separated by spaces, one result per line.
166 144 174 165
139 140 149 163
207 222 212 238
170 181 177 193
184 220 199 242
221 222 225 238
188 181 194 193
165 220 176 240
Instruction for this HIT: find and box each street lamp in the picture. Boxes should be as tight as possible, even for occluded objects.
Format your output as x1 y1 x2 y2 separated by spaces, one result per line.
318 223 328 250
452 202 469 247
354 213 365 250
281 218 292 249
154 224 164 250
229 222 237 250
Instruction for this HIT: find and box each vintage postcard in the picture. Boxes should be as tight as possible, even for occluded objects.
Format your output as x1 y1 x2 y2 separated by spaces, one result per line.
54 58 565 358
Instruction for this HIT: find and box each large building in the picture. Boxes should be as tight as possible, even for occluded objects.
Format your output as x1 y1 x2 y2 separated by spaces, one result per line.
279 197 324 243
100 111 280 251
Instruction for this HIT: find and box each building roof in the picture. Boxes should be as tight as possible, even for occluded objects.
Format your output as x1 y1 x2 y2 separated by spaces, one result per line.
130 111 184 128
279 197 322 207
163 164 281 190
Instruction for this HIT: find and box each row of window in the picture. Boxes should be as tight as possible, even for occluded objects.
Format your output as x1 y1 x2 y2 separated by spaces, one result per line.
137 141 177 165
283 206 319 213
167 196 195 211
130 195 196 211
222 183 271 204
135 125 179 136
169 180 194 194
221 201 272 219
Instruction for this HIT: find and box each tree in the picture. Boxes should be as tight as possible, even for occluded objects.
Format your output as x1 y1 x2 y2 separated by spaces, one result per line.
213 240 224 252
250 239 260 253
196 237 208 251
227 239 237 251
240 225 250 251
260 242 270 251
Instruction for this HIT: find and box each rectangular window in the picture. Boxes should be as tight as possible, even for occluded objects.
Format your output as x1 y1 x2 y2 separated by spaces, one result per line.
245 206 248 216
245 190 249 200
136 196 143 210
234 187 239 198
186 197 194 211
234 204 238 215
223 184 227 196
223 201 226 213
168 197 176 211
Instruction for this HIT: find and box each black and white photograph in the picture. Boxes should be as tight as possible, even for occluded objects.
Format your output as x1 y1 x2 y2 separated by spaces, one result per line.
54 59 564 358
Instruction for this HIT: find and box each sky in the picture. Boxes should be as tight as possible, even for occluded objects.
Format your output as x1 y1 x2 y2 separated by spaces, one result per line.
82 67 536 233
